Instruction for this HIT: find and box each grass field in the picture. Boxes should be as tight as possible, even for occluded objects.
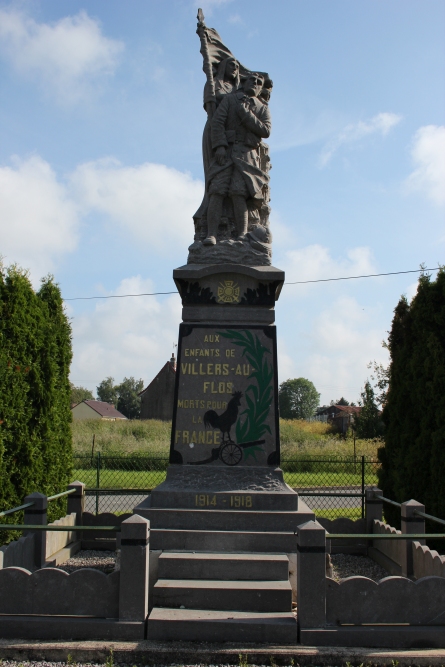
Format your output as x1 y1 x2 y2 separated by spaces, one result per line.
72 467 379 490
72 418 383 459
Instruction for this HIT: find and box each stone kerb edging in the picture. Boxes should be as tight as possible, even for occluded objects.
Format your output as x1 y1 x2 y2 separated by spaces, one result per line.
326 575 445 625
413 541 445 579
0 567 119 616
0 515 150 640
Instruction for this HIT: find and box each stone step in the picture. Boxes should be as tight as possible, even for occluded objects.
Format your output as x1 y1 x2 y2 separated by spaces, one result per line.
150 528 297 553
147 607 298 643
158 552 289 581
153 578 292 612
136 503 314 532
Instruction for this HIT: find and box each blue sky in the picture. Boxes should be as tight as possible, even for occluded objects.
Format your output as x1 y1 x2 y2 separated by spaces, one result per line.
1 0 444 405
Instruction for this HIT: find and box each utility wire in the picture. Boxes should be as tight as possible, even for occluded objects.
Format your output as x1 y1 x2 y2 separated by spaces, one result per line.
285 266 440 285
63 266 440 301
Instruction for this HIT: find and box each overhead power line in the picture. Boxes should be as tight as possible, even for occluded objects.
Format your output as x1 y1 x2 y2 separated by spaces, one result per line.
285 267 440 285
63 266 440 301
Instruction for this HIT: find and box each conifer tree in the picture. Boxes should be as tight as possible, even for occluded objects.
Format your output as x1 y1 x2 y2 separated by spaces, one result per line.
354 381 383 438
378 269 445 524
0 265 73 531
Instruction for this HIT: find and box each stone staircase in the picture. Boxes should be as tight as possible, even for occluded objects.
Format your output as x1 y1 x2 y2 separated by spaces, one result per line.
147 551 297 642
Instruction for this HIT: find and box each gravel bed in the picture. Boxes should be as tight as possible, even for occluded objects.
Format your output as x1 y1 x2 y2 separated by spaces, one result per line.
56 549 116 574
0 663 297 667
331 553 389 582
0 663 301 667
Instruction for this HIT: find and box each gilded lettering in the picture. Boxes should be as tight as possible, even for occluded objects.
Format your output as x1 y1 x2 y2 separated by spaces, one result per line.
235 365 242 375
223 363 229 375
215 364 221 375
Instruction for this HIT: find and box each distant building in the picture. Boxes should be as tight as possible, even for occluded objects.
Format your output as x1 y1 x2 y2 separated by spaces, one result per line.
317 404 362 435
71 400 127 421
139 354 176 421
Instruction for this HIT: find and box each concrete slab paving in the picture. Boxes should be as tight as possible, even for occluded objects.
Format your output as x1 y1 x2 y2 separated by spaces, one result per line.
1 639 445 666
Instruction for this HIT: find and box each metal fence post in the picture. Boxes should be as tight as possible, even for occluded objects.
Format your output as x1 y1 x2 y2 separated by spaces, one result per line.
361 455 365 518
119 515 150 621
96 452 101 515
23 492 47 569
297 520 326 634
401 499 425 577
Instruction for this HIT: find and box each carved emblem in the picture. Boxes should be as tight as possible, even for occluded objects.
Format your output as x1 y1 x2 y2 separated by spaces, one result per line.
217 280 240 303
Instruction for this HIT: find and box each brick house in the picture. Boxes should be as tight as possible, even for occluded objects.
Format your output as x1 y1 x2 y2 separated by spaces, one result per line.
71 400 127 421
139 354 176 421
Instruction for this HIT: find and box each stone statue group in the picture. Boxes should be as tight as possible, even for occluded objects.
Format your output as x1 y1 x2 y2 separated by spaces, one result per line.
189 10 273 266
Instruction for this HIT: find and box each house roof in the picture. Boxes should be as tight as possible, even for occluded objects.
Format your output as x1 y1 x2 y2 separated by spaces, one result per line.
73 400 127 419
318 404 361 416
333 405 361 414
138 359 176 396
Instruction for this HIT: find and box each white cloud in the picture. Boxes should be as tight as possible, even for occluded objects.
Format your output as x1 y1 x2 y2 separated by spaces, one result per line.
70 158 204 252
405 125 445 206
0 155 79 279
0 8 124 104
276 294 389 404
280 244 376 294
70 276 181 392
228 14 243 24
319 112 402 167
298 297 389 405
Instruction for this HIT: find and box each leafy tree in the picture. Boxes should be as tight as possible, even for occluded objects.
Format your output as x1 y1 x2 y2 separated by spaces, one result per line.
354 381 383 438
97 377 118 406
70 383 94 405
0 265 72 535
96 376 144 418
378 269 445 525
367 359 390 407
116 376 144 419
330 397 350 406
279 378 320 420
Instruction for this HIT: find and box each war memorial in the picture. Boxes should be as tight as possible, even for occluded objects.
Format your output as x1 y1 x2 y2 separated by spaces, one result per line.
0 10 445 657
133 9 314 641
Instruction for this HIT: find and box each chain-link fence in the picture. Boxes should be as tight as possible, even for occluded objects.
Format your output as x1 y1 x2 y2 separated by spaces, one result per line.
73 453 380 517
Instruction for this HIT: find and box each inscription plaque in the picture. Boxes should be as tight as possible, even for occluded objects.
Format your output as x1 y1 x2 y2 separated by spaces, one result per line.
170 324 279 467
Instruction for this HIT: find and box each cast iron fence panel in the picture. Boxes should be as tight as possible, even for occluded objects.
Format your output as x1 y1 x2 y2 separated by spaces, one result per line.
73 453 380 517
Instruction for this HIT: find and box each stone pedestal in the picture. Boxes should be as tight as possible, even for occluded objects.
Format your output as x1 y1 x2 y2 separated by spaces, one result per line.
135 262 315 536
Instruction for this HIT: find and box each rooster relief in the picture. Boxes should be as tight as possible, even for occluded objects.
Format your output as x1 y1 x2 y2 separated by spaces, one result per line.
188 391 265 467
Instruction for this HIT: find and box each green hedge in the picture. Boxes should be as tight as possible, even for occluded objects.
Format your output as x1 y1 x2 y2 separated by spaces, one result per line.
0 265 73 537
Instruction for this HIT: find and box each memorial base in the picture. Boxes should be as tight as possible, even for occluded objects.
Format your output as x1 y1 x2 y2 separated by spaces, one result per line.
150 465 299 511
